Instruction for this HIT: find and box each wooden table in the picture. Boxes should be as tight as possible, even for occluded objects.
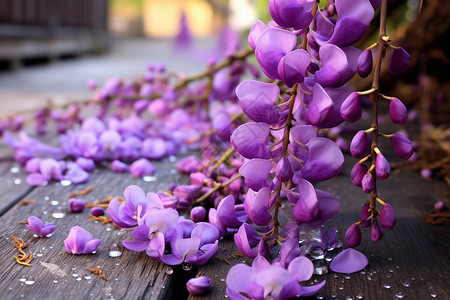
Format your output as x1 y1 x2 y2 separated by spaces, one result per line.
0 133 449 300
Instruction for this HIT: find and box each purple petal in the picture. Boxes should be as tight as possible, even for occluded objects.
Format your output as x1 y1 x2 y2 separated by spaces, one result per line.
315 44 352 88
191 222 220 246
287 256 314 282
236 80 280 124
64 164 89 184
248 20 267 50
340 92 362 122
307 83 334 125
350 131 368 158
389 47 411 75
217 195 247 228
299 280 326 297
231 123 271 159
26 173 47 186
292 178 319 223
239 158 273 191
329 248 368 273
82 239 102 254
278 49 311 88
391 133 413 160
226 264 256 295
245 187 272 226
187 276 213 296
345 224 362 247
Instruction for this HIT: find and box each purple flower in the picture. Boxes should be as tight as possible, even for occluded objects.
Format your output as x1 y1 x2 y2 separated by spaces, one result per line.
239 158 273 191
345 224 362 247
351 163 368 187
329 248 368 273
160 222 220 266
306 83 334 126
359 202 371 227
90 207 105 217
269 0 314 30
277 49 312 88
389 98 408 125
173 185 202 202
314 44 354 88
25 216 55 237
129 158 156 177
226 255 325 299
122 207 180 260
391 133 413 159
375 152 390 180
380 204 396 230
357 49 373 77
389 47 411 75
231 123 271 159
362 173 375 193
236 80 281 124
75 157 95 171
111 160 129 173
254 27 297 80
108 185 164 228
350 131 368 158
68 198 85 213
64 226 102 254
187 276 213 296
234 223 269 258
64 163 90 184
141 138 167 159
248 20 267 50
190 206 207 222
276 157 293 182
340 92 362 122
218 195 248 228
371 219 384 241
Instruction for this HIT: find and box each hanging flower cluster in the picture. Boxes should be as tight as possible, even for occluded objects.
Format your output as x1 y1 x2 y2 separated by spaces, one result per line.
342 0 413 247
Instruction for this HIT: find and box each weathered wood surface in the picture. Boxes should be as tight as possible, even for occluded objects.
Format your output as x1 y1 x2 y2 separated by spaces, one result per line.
0 144 449 300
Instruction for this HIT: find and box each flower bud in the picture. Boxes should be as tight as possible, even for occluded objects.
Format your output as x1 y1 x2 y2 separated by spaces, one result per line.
389 47 411 75
362 173 374 193
68 198 85 213
340 92 362 122
391 133 413 159
350 131 368 158
111 160 129 173
389 98 407 125
375 152 390 180
359 203 371 227
276 157 293 182
90 207 105 217
186 276 212 296
129 158 156 177
357 49 373 78
190 172 207 186
190 206 207 222
371 219 384 241
379 204 396 230
345 224 362 248
351 163 368 187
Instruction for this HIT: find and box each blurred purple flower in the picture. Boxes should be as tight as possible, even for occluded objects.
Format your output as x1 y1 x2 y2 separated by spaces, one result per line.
25 216 55 237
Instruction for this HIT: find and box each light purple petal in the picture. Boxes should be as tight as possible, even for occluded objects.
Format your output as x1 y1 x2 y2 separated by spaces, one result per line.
329 248 368 273
239 158 273 191
299 280 326 297
231 123 271 159
287 256 314 282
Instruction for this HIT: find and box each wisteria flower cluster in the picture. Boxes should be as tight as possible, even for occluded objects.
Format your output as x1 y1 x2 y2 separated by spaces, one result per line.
108 185 219 266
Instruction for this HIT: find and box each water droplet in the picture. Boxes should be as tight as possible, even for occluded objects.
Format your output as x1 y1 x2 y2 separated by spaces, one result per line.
51 200 59 206
43 211 48 215
108 243 123 257
335 240 343 249
389 269 394 273
60 180 72 186
346 297 353 300
395 292 405 299
345 275 351 280
9 287 13 290
313 260 328 275
143 176 157 182
10 167 20 173
106 228 112 232
73 274 78 277
387 257 393 261
53 280 58 283
182 262 192 271
36 253 43 257
165 267 173 275
33 234 39 238
402 280 410 287
14 179 22 185
338 286 344 290
316 293 324 299
52 208 65 219
383 285 391 289
360 270 366 275
19 275 26 283
46 233 53 237
84 275 91 280
309 247 325 260
24 277 35 285
386 274 391 279
367 276 372 281
44 196 50 201
356 293 363 299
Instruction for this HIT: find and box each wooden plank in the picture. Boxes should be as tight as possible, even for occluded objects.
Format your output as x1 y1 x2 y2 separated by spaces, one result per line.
0 157 188 300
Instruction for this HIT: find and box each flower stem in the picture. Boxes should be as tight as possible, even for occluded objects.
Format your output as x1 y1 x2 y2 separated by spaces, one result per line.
369 0 388 212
